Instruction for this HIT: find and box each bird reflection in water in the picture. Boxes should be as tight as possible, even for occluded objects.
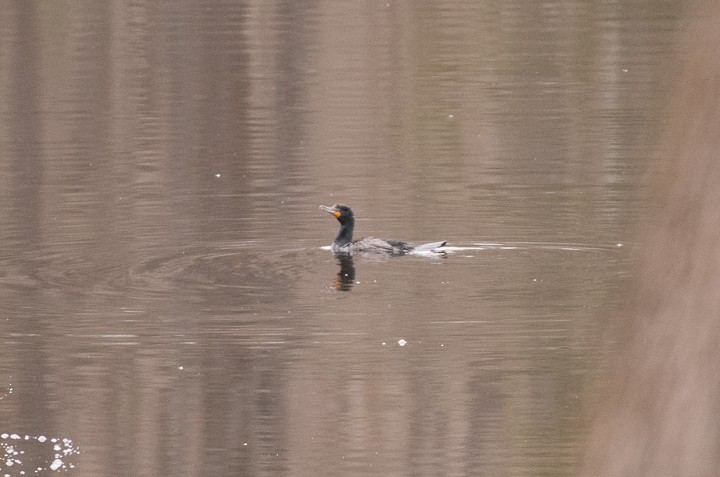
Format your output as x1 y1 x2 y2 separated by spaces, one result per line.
330 250 448 291
333 253 356 291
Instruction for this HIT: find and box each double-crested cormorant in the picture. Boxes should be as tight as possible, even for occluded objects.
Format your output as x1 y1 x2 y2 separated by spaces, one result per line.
320 203 447 254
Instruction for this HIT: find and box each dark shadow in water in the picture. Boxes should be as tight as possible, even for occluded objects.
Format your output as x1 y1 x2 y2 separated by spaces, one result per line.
332 254 356 291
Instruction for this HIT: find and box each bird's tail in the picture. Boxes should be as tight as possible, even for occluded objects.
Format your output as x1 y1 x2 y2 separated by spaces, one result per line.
413 241 448 252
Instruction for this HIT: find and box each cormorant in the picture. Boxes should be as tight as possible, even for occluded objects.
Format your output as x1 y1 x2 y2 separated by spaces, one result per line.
320 204 447 255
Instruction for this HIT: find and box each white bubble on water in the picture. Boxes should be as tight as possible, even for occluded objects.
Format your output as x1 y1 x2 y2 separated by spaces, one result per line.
0 432 79 475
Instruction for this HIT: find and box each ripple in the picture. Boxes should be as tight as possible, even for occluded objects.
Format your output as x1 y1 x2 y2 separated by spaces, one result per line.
1 240 322 305
443 241 621 253
121 242 320 302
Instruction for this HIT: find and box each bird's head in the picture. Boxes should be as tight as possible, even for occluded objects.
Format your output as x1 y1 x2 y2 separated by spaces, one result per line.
320 204 354 224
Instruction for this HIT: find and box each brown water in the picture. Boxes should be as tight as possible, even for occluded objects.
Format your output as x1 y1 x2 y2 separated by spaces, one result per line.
0 1 679 476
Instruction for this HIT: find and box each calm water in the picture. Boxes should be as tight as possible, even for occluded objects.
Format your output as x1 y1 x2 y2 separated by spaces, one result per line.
0 1 679 476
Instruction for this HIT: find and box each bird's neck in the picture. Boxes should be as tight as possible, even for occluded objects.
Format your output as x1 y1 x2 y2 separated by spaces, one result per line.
334 220 354 246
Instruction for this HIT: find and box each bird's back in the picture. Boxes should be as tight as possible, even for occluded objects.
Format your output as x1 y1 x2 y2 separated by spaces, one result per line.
334 237 413 255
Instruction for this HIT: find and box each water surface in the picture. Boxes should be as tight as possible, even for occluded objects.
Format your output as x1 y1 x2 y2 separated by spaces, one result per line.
0 1 679 475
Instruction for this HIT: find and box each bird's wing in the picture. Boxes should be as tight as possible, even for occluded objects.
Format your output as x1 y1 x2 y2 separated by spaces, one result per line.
354 237 397 252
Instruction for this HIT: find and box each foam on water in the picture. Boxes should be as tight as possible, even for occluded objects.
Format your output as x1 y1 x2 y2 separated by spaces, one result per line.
0 433 79 475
